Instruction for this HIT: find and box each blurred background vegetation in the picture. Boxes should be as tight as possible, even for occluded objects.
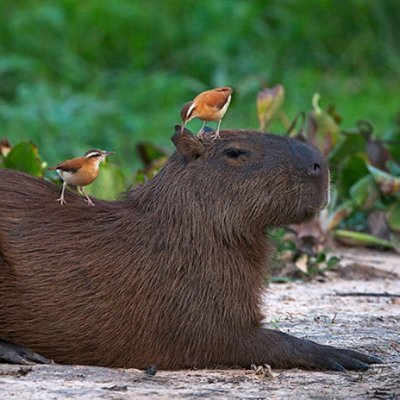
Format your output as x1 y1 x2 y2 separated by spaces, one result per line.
1 0 399 170
1 0 400 272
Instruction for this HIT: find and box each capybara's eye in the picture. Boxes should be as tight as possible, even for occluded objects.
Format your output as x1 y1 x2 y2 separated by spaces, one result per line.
224 148 245 158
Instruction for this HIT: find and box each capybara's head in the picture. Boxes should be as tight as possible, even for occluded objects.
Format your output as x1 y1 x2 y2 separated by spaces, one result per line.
162 126 329 230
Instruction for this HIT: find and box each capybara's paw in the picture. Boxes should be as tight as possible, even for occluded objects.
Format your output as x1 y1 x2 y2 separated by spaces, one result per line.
0 339 51 365
296 341 382 371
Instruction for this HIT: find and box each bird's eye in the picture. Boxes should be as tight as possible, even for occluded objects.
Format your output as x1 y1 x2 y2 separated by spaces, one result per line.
224 148 245 158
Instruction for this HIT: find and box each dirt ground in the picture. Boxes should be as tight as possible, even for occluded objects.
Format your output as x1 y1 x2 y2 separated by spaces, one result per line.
0 247 399 400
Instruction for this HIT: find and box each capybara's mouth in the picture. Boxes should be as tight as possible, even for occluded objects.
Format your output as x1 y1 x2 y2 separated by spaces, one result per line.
318 188 330 211
304 207 318 220
302 190 329 218
310 181 330 213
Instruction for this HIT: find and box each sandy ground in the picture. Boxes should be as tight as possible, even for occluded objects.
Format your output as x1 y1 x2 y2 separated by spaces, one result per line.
0 247 399 400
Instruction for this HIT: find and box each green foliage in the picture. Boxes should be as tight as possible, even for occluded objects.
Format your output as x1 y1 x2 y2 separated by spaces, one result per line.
388 200 400 232
329 135 366 168
0 1 399 167
349 175 379 210
269 226 341 280
85 162 129 201
257 85 285 130
263 83 400 279
337 154 369 198
283 92 400 253
367 164 400 195
3 141 43 176
333 230 394 249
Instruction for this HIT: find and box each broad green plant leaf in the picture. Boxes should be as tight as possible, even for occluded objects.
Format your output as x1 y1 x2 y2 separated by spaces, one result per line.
328 134 366 166
367 164 400 196
337 154 369 197
349 175 380 210
85 162 128 201
3 141 43 176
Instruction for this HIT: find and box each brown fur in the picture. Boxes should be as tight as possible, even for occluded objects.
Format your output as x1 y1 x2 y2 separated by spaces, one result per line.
0 128 378 370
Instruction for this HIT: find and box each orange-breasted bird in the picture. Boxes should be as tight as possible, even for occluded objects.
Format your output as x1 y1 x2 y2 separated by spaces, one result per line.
49 149 113 206
180 87 233 139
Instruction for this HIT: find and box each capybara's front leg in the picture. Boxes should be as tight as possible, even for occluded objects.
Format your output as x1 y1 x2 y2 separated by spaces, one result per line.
236 329 382 371
0 339 51 365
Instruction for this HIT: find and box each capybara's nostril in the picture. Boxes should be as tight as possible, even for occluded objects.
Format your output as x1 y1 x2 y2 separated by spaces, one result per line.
308 162 321 176
290 139 327 178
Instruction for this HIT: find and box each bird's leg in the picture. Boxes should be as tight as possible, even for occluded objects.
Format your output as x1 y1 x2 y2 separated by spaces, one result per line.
211 119 222 140
55 182 67 205
197 121 206 137
80 187 95 206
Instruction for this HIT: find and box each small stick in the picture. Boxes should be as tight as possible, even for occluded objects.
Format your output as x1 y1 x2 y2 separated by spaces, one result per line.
335 291 400 298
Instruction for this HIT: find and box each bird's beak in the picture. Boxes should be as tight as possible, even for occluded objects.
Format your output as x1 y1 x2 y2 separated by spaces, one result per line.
104 151 115 156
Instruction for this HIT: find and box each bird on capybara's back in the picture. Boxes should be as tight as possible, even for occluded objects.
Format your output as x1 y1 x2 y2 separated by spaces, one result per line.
0 127 381 370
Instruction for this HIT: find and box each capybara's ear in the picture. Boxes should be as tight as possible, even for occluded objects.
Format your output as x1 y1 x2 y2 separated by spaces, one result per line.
172 125 205 161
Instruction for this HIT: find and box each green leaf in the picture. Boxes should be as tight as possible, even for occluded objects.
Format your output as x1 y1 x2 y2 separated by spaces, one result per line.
333 229 394 249
315 252 326 263
136 142 170 167
387 200 400 232
337 154 369 197
382 128 400 160
305 93 340 155
257 85 285 131
349 175 380 210
3 141 43 176
386 160 400 177
328 134 366 166
85 162 128 201
367 164 400 196
327 256 340 269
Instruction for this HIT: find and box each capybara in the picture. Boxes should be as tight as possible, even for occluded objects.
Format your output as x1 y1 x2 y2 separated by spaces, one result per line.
0 127 381 370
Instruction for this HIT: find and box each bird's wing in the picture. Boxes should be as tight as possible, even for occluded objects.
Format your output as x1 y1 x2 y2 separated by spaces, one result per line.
54 157 84 173
214 93 231 110
196 91 230 110
180 101 195 120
